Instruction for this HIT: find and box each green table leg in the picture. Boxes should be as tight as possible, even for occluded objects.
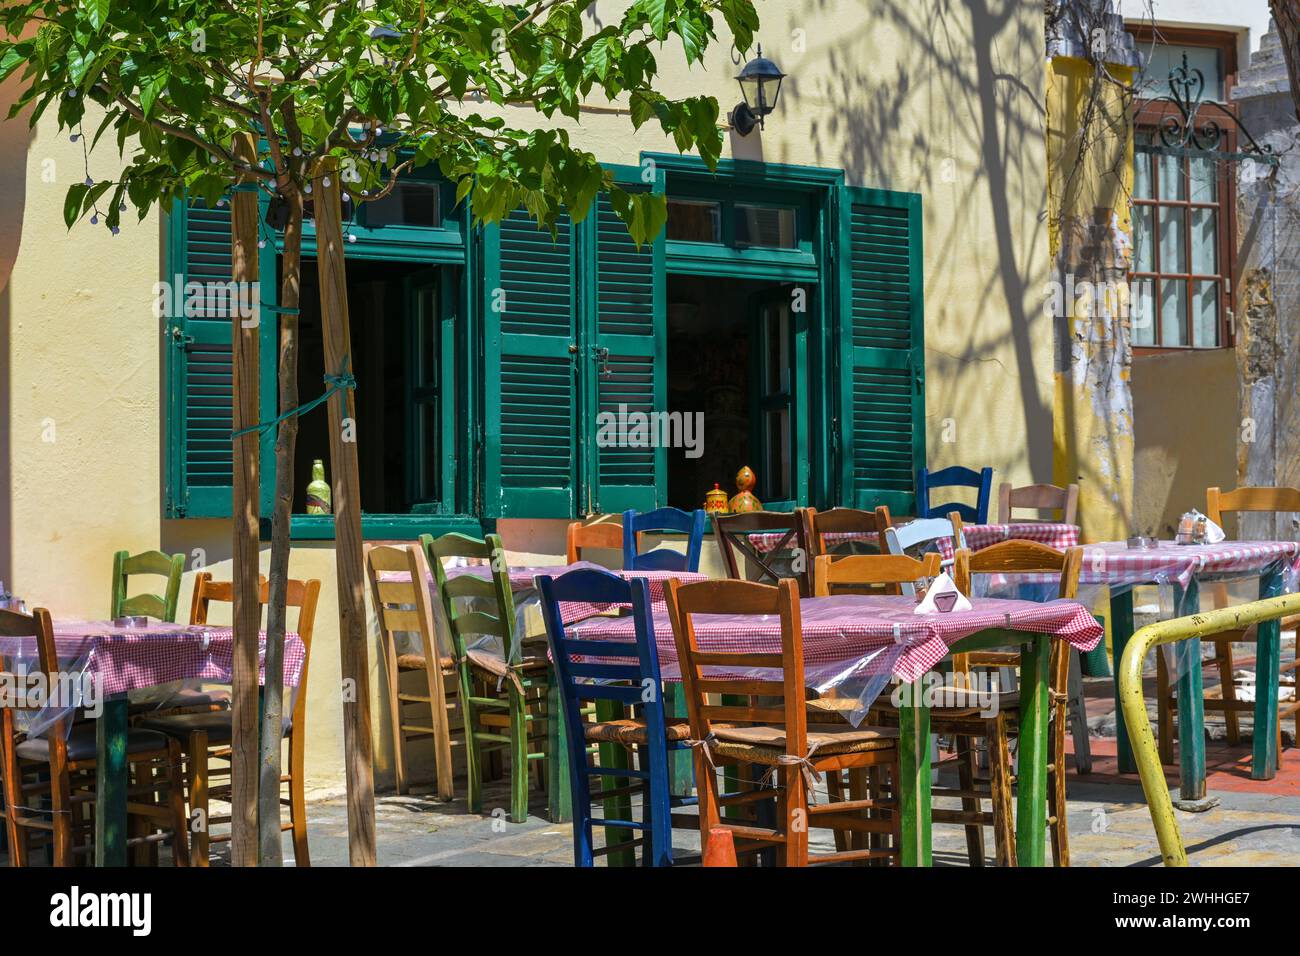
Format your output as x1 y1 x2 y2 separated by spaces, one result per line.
1110 588 1137 773
1253 567 1283 780
1015 638 1051 867
545 680 572 823
1173 581 1206 801
95 694 129 867
664 683 693 797
594 699 635 866
897 681 931 867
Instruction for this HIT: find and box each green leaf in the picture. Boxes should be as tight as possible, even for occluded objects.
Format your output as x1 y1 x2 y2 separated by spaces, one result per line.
63 182 89 228
82 0 111 33
139 70 167 118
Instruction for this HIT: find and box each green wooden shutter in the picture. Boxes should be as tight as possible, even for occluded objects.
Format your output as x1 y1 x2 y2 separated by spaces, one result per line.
586 165 666 514
164 198 236 518
836 186 925 514
482 209 578 518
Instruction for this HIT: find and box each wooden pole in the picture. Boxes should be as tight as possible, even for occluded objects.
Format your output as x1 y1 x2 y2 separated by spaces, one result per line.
313 158 377 865
229 132 262 867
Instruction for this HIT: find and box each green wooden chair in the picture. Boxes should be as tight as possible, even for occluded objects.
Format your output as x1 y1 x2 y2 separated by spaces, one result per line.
110 550 185 622
421 532 553 823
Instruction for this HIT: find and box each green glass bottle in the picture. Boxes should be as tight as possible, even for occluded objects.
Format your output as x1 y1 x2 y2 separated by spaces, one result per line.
306 459 331 515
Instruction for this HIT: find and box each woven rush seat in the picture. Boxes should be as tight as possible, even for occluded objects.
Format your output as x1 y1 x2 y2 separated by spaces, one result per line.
139 710 291 745
869 690 1020 720
465 646 549 679
708 723 898 765
583 716 693 746
396 652 455 672
15 724 173 762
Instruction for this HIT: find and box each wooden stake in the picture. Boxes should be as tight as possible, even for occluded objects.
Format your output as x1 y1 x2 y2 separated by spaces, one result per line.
229 132 262 867
313 158 377 865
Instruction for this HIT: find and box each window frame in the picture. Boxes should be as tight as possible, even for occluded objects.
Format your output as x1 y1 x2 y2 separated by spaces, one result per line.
1127 25 1240 353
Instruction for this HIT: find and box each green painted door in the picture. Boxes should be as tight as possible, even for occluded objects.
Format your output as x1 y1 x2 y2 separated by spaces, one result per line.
836 186 925 515
482 210 578 518
585 164 667 514
749 285 808 512
404 266 454 513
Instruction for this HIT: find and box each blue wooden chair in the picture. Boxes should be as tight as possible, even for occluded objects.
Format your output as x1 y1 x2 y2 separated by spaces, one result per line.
916 466 994 524
621 507 706 572
537 567 694 866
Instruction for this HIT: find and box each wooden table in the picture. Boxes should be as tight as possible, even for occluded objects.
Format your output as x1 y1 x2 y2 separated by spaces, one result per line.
567 594 1103 866
3 621 305 865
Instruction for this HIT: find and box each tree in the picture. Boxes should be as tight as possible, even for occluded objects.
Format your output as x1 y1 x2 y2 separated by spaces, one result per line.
0 0 758 864
1271 1 1300 122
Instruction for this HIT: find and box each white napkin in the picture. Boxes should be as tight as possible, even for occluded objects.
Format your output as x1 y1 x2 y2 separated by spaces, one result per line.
1188 509 1226 544
914 571 972 615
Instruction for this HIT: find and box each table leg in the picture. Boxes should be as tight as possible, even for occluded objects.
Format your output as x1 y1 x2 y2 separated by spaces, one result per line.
546 681 571 823
1173 581 1206 801
95 694 129 867
1253 567 1283 781
897 681 931 867
664 683 693 797
1110 588 1137 773
1015 638 1051 867
594 699 635 866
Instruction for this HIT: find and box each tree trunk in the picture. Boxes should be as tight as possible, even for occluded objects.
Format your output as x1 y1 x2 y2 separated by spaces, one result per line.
313 158 377 865
259 185 304 866
229 132 262 867
1272 0 1300 123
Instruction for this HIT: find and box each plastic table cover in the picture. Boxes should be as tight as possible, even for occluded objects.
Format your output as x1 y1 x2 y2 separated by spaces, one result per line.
564 594 1103 726
0 621 305 739
746 522 1080 556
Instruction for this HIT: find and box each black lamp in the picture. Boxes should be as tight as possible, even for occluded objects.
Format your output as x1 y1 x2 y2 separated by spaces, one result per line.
730 44 785 136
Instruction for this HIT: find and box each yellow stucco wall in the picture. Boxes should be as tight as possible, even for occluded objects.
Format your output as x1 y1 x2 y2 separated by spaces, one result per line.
1 1 1051 792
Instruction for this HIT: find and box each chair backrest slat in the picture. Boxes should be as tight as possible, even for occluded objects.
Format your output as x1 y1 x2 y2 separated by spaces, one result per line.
812 552 940 597
807 506 893 557
420 532 517 661
622 507 706 572
917 466 993 523
1206 485 1300 537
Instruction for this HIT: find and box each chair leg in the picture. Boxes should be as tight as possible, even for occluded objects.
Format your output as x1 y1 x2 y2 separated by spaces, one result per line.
1216 639 1240 746
163 740 191 867
1156 649 1175 765
784 765 809 867
380 637 407 795
421 660 454 803
509 684 529 824
824 770 848 852
1050 698 1070 867
49 752 73 867
288 753 310 868
1068 650 1092 774
459 666 483 814
847 767 869 862
989 714 1016 867
955 735 985 866
189 731 210 867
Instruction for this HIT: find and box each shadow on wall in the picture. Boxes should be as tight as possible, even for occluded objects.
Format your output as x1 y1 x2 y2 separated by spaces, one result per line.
786 0 1053 482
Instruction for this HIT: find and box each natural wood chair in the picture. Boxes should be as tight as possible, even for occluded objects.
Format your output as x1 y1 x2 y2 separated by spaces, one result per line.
1 607 190 866
712 510 814 596
997 482 1079 525
110 549 185 621
425 532 554 823
565 520 626 566
1157 486 1300 763
138 575 319 866
806 506 893 557
941 541 1083 866
812 551 940 597
665 578 902 867
366 544 460 800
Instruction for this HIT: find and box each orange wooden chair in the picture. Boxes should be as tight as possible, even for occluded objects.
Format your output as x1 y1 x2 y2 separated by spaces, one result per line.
806 506 894 558
1 607 190 866
138 575 319 865
665 578 901 866
996 483 1079 525
566 520 626 566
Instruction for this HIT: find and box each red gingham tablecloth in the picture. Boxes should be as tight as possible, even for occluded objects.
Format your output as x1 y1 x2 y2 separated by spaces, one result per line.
1074 540 1300 589
747 522 1080 557
567 594 1102 687
0 622 306 697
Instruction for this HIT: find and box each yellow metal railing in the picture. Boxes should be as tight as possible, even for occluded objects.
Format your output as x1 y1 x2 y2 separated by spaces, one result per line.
1118 592 1300 866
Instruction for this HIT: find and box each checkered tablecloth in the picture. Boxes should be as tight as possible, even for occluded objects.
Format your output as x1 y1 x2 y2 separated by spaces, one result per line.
0 622 306 697
1074 540 1300 589
567 594 1102 687
747 522 1080 557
